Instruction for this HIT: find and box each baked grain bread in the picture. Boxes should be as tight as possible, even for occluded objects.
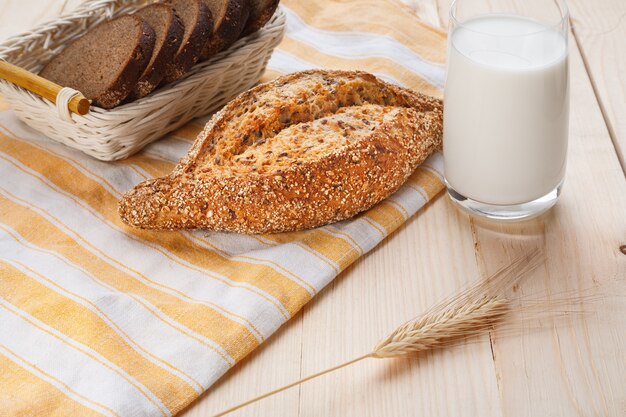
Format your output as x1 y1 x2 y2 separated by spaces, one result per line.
132 4 184 98
164 0 213 83
200 0 250 59
243 0 279 35
40 15 156 109
118 70 443 233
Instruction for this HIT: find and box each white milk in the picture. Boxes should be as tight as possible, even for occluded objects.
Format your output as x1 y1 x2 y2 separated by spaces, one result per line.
444 15 569 205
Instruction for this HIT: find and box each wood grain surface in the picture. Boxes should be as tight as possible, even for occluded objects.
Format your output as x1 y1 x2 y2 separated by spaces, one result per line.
1 1 624 416
568 0 626 171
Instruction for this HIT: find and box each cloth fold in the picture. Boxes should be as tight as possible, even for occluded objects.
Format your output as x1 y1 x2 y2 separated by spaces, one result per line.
0 0 446 415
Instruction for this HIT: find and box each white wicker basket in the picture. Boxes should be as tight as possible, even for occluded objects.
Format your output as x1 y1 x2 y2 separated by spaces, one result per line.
0 0 286 161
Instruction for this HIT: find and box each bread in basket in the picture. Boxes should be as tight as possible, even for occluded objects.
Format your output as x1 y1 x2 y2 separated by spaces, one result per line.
0 0 286 161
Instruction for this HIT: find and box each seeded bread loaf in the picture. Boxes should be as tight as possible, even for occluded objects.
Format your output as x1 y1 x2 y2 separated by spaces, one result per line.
164 0 213 83
40 15 156 109
200 0 250 59
132 4 184 98
118 70 443 233
243 0 279 35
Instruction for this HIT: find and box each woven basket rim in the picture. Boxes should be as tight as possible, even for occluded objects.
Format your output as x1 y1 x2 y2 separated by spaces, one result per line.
0 0 286 161
0 4 286 122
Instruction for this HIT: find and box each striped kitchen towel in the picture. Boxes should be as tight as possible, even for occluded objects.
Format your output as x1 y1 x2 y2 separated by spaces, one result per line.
0 0 446 415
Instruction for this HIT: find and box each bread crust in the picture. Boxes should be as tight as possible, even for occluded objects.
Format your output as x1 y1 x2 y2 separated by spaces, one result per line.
243 0 279 35
132 4 184 98
200 0 251 59
164 0 213 83
98 19 155 108
119 70 443 233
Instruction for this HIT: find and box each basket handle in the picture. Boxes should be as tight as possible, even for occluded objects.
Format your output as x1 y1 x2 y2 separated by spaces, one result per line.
0 60 90 116
56 87 84 122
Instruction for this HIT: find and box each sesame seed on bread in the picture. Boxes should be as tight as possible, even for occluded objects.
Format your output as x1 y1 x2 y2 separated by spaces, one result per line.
131 4 184 98
118 70 443 234
164 0 213 83
39 14 156 109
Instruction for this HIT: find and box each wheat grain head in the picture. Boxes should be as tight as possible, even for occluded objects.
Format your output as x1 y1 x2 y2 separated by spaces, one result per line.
371 248 543 358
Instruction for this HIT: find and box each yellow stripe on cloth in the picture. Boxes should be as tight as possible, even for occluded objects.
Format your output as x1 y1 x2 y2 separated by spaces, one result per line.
0 0 446 415
0 350 110 417
407 166 445 200
170 123 205 141
0 260 200 412
363 202 408 236
263 229 360 272
278 36 441 96
119 157 176 180
283 0 446 64
0 301 170 417
0 132 313 318
0 193 256 363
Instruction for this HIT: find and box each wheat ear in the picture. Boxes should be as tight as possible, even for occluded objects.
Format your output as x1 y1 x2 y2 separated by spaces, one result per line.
372 296 508 358
213 250 542 417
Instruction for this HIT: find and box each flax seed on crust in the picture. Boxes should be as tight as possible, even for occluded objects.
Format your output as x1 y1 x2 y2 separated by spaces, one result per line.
118 70 443 233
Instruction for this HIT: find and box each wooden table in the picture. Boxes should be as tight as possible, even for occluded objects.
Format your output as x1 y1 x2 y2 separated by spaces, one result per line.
1 1 624 416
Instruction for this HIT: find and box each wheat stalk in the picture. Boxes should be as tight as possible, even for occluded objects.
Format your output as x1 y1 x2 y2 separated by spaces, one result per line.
372 296 508 358
213 250 543 417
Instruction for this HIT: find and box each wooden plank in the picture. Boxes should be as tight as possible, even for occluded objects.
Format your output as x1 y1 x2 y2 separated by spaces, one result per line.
469 39 626 417
295 201 505 417
1 1 624 417
437 1 626 416
568 0 626 172
183 198 502 417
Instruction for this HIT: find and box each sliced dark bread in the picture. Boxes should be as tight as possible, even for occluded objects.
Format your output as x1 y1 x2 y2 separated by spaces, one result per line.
40 15 156 109
243 0 279 35
200 0 250 59
164 0 213 83
131 4 184 98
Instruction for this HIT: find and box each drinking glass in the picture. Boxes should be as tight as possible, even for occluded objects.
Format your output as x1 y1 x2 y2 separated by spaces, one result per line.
444 0 569 221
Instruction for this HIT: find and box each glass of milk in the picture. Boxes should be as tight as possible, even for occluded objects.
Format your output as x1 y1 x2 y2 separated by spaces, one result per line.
444 0 569 221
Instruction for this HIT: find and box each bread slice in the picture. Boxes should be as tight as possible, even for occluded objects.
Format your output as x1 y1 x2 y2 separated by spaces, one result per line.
118 70 443 233
243 0 279 35
131 4 184 98
40 15 156 109
200 0 250 59
164 0 213 83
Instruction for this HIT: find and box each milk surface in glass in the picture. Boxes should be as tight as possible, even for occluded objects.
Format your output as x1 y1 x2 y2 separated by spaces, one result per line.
444 15 569 205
